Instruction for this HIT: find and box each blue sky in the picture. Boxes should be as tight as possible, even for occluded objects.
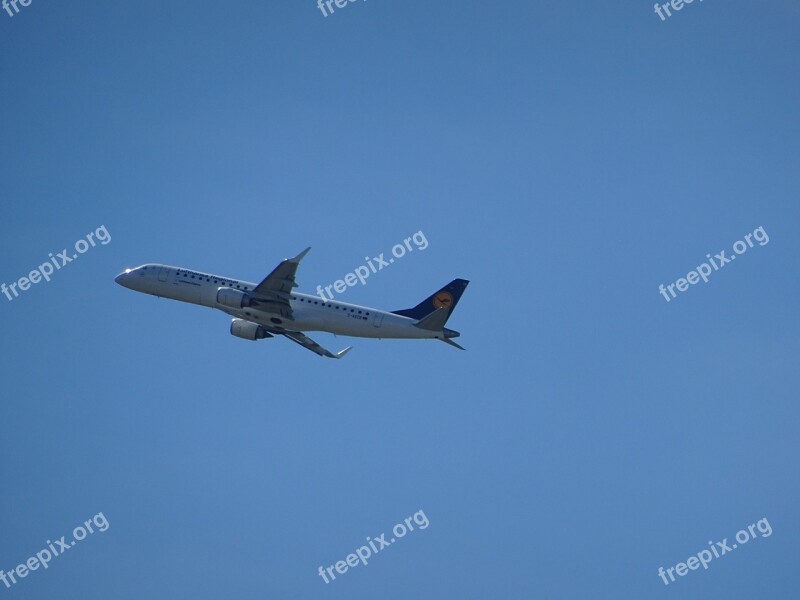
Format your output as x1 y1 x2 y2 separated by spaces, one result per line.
1 1 798 598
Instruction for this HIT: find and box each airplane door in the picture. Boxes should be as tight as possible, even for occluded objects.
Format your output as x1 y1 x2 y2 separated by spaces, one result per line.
373 313 384 328
158 266 169 282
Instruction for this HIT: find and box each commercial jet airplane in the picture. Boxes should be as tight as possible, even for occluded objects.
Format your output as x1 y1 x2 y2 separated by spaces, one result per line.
114 248 469 359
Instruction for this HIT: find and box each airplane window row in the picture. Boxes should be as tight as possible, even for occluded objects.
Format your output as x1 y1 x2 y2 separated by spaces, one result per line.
172 273 369 316
178 272 249 290
290 296 369 315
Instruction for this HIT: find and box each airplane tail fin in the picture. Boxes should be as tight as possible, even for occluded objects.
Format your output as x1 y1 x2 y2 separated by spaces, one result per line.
392 278 469 323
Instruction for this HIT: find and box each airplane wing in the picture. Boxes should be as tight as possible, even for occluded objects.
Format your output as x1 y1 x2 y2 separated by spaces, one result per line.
249 247 310 319
282 331 352 359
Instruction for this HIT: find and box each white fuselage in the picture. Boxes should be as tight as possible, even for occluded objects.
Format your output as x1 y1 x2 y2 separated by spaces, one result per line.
115 263 441 340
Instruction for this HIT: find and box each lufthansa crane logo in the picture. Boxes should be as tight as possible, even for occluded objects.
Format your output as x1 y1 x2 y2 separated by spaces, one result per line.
433 291 453 309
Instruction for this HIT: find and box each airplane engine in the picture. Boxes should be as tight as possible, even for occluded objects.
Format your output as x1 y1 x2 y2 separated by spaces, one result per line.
230 318 272 341
217 287 251 309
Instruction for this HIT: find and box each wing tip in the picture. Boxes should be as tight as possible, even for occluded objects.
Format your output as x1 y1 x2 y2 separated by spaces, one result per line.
292 247 311 262
334 346 353 359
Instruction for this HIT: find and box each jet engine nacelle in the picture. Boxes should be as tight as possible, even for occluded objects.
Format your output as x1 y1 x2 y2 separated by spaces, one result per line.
230 318 272 341
217 287 251 309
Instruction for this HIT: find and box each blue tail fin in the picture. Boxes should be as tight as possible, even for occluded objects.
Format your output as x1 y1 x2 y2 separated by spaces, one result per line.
392 279 469 322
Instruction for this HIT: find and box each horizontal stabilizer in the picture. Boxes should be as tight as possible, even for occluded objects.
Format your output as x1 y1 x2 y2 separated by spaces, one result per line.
414 308 450 331
440 337 465 350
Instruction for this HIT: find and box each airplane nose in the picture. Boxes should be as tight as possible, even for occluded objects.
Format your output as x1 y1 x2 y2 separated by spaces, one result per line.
115 270 131 287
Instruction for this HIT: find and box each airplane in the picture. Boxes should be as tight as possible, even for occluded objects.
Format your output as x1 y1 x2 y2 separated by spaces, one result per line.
114 248 469 359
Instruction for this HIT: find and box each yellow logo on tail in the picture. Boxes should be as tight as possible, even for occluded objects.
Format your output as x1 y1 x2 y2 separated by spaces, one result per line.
433 291 453 309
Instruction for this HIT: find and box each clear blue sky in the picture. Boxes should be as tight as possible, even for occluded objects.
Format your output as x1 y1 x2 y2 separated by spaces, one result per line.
1 1 798 598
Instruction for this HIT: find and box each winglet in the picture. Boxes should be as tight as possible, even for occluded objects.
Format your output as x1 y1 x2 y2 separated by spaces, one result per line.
291 247 311 263
334 346 353 359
